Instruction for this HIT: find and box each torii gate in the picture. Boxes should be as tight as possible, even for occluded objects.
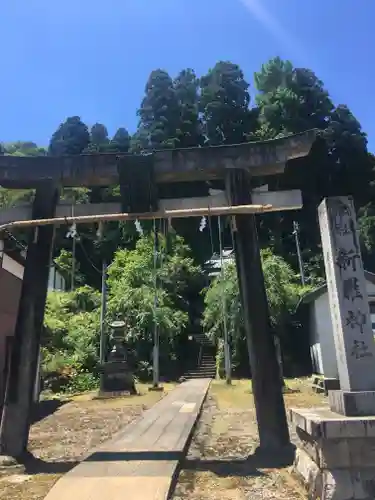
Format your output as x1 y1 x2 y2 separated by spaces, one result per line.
0 130 317 459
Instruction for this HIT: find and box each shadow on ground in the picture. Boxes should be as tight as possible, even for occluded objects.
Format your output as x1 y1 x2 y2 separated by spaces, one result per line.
181 444 295 478
21 452 78 475
31 399 69 424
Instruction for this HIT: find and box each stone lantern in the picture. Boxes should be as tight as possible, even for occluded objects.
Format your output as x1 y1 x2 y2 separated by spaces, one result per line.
99 320 136 396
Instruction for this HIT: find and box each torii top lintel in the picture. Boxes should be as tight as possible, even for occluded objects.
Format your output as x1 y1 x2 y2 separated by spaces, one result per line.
0 130 317 189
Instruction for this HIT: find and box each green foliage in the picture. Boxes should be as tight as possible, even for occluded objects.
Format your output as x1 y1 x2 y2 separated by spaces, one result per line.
54 249 85 290
359 203 375 254
0 188 34 208
3 141 47 156
42 286 101 391
66 371 99 393
255 58 333 136
202 262 242 344
261 249 311 327
202 251 310 372
106 232 204 372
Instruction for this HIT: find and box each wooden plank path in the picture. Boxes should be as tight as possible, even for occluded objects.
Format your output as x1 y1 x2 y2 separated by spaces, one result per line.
44 378 211 500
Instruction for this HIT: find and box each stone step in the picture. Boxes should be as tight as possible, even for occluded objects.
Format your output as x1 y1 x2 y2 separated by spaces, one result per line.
192 335 214 345
186 371 216 378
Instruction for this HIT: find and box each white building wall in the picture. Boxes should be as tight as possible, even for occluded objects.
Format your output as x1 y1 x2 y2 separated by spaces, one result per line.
311 278 375 378
2 254 24 280
309 301 324 375
0 246 65 291
311 292 338 378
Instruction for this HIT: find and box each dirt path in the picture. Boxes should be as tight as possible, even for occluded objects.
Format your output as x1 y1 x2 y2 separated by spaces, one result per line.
0 384 174 500
173 379 325 500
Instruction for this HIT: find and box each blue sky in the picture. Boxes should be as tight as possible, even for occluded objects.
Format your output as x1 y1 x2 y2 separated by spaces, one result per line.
1 0 374 152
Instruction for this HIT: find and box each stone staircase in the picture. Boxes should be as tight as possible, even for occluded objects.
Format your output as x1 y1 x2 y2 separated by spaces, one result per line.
183 333 216 380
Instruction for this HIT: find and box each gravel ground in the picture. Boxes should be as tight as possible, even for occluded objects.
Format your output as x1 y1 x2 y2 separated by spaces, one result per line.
173 379 326 500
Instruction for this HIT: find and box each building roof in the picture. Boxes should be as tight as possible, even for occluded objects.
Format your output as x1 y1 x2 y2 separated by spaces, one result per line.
296 270 375 312
204 248 234 277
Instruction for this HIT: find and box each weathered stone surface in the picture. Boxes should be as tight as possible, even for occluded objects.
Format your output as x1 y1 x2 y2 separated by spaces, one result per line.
295 426 375 469
0 130 317 188
290 407 375 440
330 390 375 417
294 448 322 496
0 455 24 476
0 455 17 466
294 448 375 499
319 197 375 396
292 407 375 498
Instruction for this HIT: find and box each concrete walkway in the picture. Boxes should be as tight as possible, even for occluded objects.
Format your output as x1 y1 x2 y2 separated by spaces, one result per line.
44 378 211 500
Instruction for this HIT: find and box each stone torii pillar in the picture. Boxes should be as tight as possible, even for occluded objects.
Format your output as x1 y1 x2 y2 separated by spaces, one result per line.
0 182 59 458
226 169 290 451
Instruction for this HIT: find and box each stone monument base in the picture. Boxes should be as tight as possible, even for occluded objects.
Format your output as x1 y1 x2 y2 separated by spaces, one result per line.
290 407 375 500
329 390 375 417
324 378 340 393
95 390 134 399
99 361 136 395
148 385 164 392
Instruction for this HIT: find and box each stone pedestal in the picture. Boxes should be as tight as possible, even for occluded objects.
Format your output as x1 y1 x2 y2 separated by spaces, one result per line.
98 360 136 397
291 407 375 499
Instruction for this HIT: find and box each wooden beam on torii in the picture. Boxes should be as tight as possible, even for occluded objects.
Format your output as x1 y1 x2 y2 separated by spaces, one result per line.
0 189 303 228
0 130 317 459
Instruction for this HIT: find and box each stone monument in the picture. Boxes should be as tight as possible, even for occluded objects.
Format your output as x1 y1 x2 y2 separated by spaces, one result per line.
99 320 136 397
291 197 375 500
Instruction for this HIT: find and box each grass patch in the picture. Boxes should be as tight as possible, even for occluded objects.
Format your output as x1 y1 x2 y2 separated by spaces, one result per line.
210 377 325 411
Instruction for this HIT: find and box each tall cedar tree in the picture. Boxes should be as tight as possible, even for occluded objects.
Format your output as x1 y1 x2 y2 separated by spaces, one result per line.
84 123 110 153
110 127 130 152
200 61 251 145
133 69 180 151
254 57 373 280
173 69 203 148
2 57 374 286
49 116 90 156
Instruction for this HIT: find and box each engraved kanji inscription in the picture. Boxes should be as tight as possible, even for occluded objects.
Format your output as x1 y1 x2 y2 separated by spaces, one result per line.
351 340 373 359
335 248 360 273
331 199 352 235
343 277 363 302
346 310 366 334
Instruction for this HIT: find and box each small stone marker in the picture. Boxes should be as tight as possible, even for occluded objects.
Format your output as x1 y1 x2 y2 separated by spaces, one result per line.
319 196 375 415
